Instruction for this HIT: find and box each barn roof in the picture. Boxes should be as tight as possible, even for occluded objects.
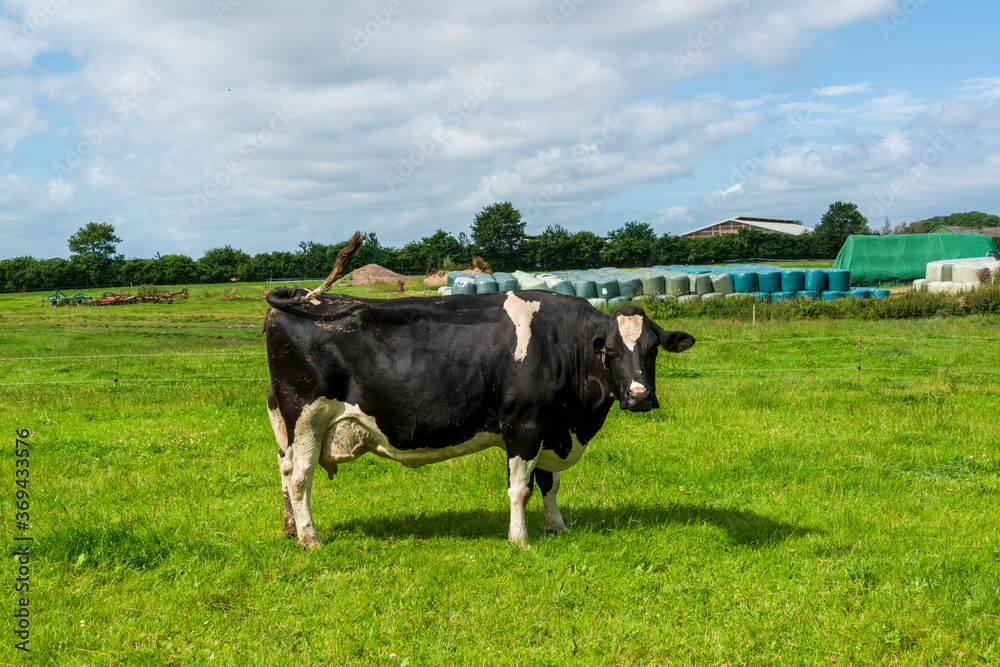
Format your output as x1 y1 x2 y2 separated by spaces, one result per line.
681 216 812 237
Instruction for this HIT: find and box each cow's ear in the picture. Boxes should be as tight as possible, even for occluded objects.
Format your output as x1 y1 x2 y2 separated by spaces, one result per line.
658 329 695 353
592 334 607 355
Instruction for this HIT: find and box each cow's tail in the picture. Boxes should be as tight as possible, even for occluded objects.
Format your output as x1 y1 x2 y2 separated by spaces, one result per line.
265 231 366 309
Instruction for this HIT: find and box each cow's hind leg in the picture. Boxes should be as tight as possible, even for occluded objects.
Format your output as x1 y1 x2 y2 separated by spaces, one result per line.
534 469 568 534
268 387 296 539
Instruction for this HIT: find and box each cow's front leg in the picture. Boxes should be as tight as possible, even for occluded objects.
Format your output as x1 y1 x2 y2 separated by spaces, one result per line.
506 420 542 548
506 453 536 548
534 469 568 534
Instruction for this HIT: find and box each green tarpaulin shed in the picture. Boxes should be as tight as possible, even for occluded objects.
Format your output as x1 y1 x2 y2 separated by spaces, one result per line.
833 234 999 286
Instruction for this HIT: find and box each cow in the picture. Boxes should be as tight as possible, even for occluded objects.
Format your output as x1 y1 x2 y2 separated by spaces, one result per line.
264 233 695 549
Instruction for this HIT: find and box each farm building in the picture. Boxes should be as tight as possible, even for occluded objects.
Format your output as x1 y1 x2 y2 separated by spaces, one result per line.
833 233 999 286
680 216 811 238
928 224 1000 237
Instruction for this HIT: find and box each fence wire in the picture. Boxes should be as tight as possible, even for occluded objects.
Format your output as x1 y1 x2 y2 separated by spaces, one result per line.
0 335 998 387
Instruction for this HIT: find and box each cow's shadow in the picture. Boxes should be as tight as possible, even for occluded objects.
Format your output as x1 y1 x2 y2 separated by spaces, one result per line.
332 502 816 548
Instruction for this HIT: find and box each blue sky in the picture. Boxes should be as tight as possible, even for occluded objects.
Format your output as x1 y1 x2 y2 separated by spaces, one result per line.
1 0 999 260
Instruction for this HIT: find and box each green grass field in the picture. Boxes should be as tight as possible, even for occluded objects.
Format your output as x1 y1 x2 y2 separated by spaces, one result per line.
2 282 998 665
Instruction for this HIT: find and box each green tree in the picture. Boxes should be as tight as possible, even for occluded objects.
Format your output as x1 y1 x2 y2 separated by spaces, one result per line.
604 221 657 267
67 222 123 285
470 202 525 271
813 201 870 257
198 245 250 283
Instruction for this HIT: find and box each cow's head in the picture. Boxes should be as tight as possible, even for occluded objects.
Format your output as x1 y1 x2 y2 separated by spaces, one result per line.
592 305 695 411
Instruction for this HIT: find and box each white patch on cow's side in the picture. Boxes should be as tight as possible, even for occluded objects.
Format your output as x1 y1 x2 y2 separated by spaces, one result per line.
542 471 568 534
507 454 537 548
536 432 587 473
616 314 644 351
503 292 541 362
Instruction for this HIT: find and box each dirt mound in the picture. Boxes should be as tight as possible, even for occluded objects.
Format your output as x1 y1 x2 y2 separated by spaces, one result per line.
343 264 412 286
423 268 484 287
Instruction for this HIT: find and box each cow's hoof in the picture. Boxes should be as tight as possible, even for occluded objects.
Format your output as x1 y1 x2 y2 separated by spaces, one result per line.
296 527 321 549
546 526 569 535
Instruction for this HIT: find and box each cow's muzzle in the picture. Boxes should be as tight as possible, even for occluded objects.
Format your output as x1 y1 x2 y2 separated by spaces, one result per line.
621 382 658 412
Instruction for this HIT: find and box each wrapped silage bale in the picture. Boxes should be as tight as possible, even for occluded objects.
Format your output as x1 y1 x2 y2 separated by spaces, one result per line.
547 279 577 296
953 260 1000 283
475 279 499 294
847 288 871 299
447 271 466 287
752 292 771 302
587 297 608 308
780 270 805 292
796 290 818 300
608 296 631 306
677 294 701 304
618 277 642 299
771 291 795 301
640 275 666 297
925 261 945 281
803 269 828 292
912 278 928 291
821 291 845 300
437 286 451 295
731 272 758 293
657 294 678 301
512 271 547 291
710 273 735 295
664 273 690 296
927 281 949 294
452 277 477 295
871 289 891 299
595 276 620 299
493 272 519 291
827 269 851 291
757 272 781 293
961 282 981 292
701 292 723 301
573 280 599 299
690 274 713 296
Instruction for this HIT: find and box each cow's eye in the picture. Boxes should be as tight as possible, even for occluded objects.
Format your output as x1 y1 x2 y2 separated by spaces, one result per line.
604 349 618 359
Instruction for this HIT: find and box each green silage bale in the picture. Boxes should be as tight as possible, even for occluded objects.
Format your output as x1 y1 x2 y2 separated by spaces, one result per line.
608 296 631 306
693 274 713 296
573 280 598 299
587 297 609 308
664 274 690 296
595 277 620 299
640 275 666 297
548 280 577 296
452 278 476 295
677 294 701 304
710 273 735 294
618 277 642 299
493 272 519 291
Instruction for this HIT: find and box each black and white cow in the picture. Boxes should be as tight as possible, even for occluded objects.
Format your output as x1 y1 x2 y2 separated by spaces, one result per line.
264 239 695 549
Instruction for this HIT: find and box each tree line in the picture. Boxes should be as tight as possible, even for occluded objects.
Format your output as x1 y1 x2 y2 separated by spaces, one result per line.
0 201 890 292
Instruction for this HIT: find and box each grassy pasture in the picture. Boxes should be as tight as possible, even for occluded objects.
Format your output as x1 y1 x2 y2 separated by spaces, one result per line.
2 282 999 665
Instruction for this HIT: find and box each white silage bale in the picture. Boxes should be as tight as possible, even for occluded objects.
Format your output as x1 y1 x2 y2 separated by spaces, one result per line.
911 279 927 291
925 261 944 281
927 281 948 293
963 282 981 292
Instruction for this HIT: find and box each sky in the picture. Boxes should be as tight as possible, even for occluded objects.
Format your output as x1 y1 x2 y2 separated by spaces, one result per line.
1 0 999 261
